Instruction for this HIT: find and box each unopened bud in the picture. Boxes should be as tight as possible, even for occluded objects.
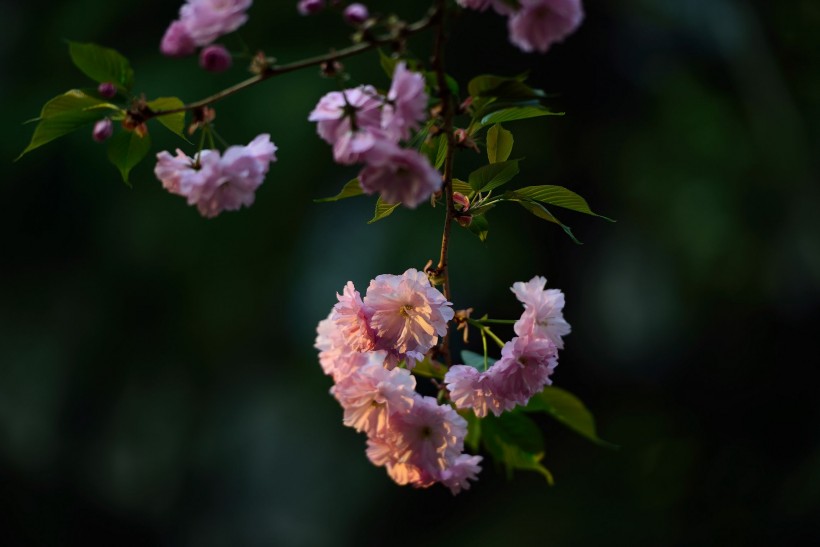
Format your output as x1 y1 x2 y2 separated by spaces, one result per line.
320 59 344 78
92 118 113 143
98 82 117 99
453 192 470 212
456 214 473 228
199 45 232 73
344 3 369 25
297 0 325 15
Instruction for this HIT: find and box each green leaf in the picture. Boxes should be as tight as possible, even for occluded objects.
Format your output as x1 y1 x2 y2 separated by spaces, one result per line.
506 185 614 221
68 42 134 92
461 410 482 453
467 214 489 242
378 49 398 80
17 90 111 159
107 130 151 184
314 178 364 202
468 160 519 193
523 387 618 449
368 197 400 224
482 413 553 484
434 134 448 170
408 357 446 380
146 97 187 140
486 123 513 164
468 74 542 100
480 105 562 127
460 349 496 371
514 199 582 245
452 178 473 196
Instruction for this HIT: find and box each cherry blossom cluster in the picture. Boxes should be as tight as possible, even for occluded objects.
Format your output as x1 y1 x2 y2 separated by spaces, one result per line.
445 276 571 417
154 134 276 218
161 0 252 70
308 63 442 208
457 0 584 53
315 269 482 494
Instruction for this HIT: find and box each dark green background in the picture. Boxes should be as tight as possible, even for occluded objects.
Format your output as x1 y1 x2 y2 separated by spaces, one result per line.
2 0 819 545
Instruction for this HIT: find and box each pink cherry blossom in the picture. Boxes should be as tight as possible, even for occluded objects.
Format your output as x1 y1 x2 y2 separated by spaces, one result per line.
457 0 516 15
382 62 428 142
511 275 571 348
180 0 253 46
508 0 584 54
358 147 442 209
438 454 483 495
308 85 386 165
363 269 453 368
315 313 371 382
491 335 558 406
154 134 276 218
331 360 415 434
160 20 197 57
332 281 377 352
444 364 507 417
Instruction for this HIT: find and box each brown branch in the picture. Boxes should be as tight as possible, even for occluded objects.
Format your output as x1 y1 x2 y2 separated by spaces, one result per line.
144 13 437 120
431 0 457 368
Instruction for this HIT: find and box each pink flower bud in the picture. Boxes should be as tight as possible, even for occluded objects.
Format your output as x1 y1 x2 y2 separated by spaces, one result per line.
97 82 117 99
92 119 113 143
453 192 470 211
457 214 473 228
297 0 325 15
344 3 369 25
199 45 233 72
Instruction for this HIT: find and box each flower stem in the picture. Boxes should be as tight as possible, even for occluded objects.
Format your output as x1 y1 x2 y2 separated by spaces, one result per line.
467 318 505 349
477 318 517 325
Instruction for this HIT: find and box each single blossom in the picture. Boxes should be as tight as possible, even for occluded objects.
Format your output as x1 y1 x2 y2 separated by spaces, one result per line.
382 63 428 142
315 313 371 382
199 44 233 72
331 359 416 434
332 281 377 352
308 85 385 164
445 365 507 417
161 0 253 55
343 3 369 25
438 454 483 495
508 0 584 53
511 275 571 348
491 335 558 406
358 147 442 209
364 268 453 367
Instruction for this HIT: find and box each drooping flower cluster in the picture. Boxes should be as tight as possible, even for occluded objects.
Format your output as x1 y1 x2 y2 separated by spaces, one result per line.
315 269 481 494
161 0 252 58
445 276 570 417
308 63 441 208
154 134 276 218
457 0 584 54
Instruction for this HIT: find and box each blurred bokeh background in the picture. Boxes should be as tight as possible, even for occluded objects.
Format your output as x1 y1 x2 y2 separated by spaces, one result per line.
1 0 819 545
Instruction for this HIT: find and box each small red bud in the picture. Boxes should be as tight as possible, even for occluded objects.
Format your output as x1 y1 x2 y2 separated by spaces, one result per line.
199 45 232 73
98 82 117 99
453 192 470 211
457 214 473 228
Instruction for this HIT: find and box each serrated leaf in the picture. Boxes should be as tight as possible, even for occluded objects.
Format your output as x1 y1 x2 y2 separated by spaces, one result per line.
468 74 540 99
434 134 448 169
480 105 562 127
107 130 151 184
482 413 553 484
452 178 473 196
368 197 400 224
468 160 519 193
507 185 614 221
17 90 110 159
467 214 489 241
514 198 582 244
461 349 497 371
146 97 187 140
524 387 618 449
315 178 364 203
378 49 398 80
68 42 134 92
486 123 513 164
